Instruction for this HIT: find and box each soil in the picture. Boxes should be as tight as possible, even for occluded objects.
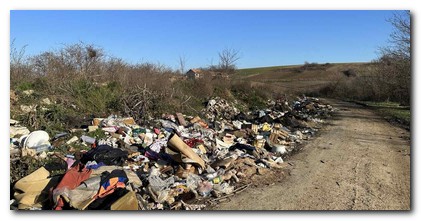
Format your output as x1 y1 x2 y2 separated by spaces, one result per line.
210 99 411 210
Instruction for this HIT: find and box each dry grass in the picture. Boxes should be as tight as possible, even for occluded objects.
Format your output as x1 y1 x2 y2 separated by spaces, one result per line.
236 62 372 96
10 43 275 134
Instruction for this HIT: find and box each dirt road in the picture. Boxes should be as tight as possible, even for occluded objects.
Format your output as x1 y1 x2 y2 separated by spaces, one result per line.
213 99 411 210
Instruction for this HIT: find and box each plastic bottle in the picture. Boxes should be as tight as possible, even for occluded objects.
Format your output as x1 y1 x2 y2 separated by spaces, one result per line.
81 135 96 144
34 144 51 153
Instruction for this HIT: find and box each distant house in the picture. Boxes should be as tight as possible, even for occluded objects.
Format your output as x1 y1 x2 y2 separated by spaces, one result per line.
186 68 229 80
186 69 204 79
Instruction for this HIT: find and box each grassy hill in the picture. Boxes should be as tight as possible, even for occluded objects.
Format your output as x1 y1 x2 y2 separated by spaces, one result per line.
234 62 373 95
235 65 301 77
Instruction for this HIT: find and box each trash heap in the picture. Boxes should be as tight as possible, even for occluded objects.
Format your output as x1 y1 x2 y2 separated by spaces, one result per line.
10 96 333 210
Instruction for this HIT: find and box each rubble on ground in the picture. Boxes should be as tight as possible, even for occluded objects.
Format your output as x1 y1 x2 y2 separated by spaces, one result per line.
10 96 333 210
202 97 240 122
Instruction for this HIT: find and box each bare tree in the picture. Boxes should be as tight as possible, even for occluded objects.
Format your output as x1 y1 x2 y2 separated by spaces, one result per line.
10 39 30 85
218 48 241 73
376 11 411 105
178 54 187 74
386 10 410 59
10 39 27 65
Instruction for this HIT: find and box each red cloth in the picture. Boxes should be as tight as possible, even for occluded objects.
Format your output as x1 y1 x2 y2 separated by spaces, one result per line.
154 128 160 135
184 138 204 148
53 163 92 210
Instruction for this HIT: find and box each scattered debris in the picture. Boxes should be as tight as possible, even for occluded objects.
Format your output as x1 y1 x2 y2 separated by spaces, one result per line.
41 98 52 105
10 96 333 210
20 105 36 114
22 90 34 96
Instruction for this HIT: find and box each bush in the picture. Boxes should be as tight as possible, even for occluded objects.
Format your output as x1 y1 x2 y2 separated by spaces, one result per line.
231 81 268 111
342 69 357 77
10 43 274 130
15 81 34 91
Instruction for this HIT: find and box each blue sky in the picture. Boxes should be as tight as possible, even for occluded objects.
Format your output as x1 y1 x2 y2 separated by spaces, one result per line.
10 10 398 69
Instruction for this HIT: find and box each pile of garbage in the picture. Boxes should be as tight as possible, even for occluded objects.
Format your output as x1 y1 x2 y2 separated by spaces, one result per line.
202 97 240 122
10 96 333 210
